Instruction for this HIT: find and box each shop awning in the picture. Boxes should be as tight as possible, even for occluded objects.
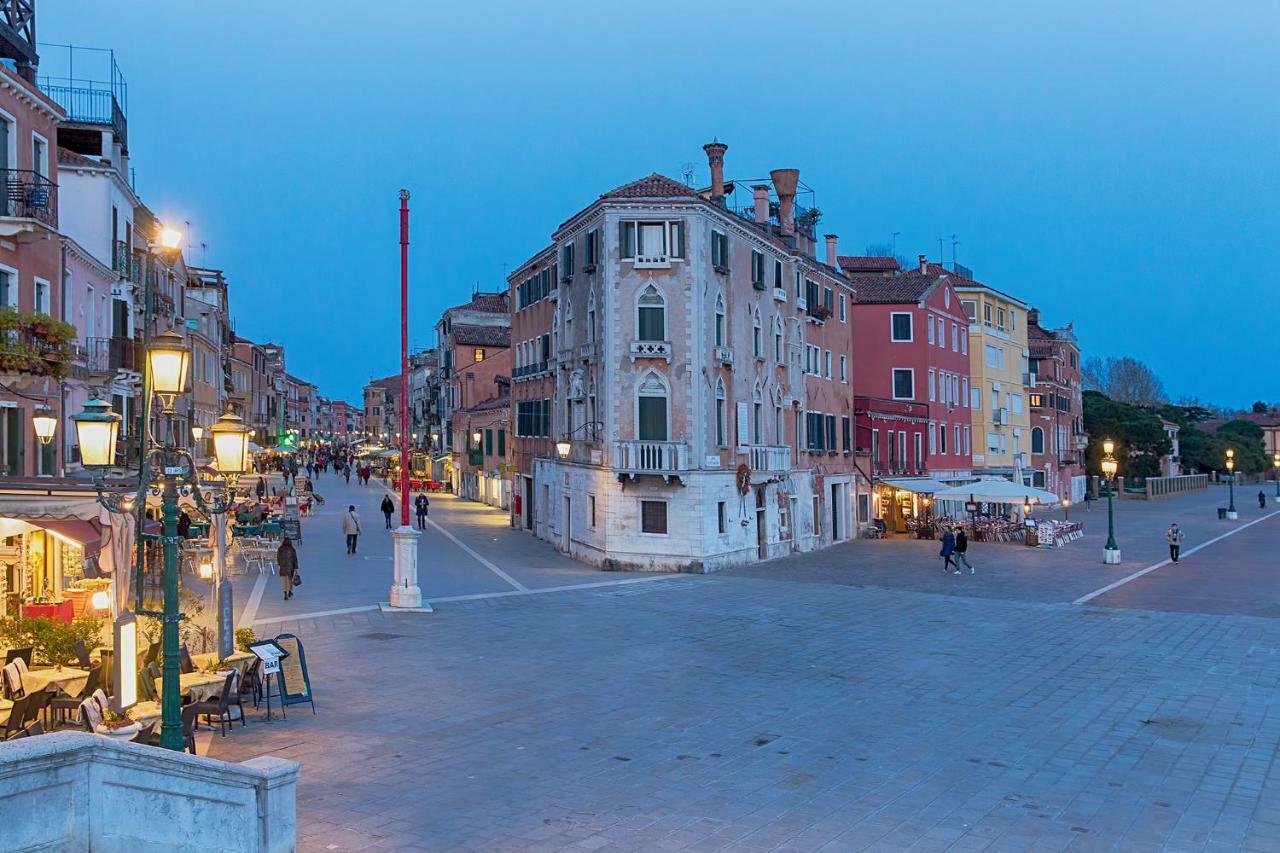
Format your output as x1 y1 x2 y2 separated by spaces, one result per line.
878 477 952 494
22 519 102 553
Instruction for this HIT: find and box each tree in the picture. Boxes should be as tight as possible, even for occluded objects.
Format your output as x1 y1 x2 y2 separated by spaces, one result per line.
1251 400 1269 414
1080 356 1166 406
1217 419 1268 474
863 243 911 270
1083 391 1172 480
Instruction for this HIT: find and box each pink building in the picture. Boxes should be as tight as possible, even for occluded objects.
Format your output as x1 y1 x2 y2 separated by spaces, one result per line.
1027 308 1085 500
509 245 556 529
518 142 860 571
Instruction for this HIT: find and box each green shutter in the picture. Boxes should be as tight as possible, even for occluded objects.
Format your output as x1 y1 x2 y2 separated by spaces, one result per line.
675 221 685 258
497 429 505 457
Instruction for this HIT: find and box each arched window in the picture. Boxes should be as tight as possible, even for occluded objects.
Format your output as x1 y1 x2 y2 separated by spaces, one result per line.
752 383 763 445
714 378 726 446
637 285 666 342
752 308 762 358
637 370 669 441
773 315 784 362
773 388 784 444
587 288 597 342
714 292 726 347
1031 426 1045 454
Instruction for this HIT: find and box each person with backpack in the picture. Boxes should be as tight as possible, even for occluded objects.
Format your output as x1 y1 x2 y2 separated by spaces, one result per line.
940 526 959 574
953 527 975 574
342 505 362 554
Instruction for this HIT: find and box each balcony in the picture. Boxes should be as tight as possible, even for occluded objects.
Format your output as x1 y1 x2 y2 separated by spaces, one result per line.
0 311 76 378
0 170 57 231
629 340 671 361
39 68 129 149
806 304 831 323
578 341 600 361
714 345 733 365
634 253 670 269
614 440 692 481
746 444 790 472
773 287 787 302
752 279 767 292
112 241 142 283
512 362 549 380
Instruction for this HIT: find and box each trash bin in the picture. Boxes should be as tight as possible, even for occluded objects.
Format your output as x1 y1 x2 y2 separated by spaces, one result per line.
1218 507 1228 519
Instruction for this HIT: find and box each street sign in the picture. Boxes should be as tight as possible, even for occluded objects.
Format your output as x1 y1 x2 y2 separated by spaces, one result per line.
964 501 979 513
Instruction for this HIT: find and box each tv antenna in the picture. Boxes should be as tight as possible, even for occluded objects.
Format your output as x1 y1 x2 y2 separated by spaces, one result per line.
950 234 960 268
680 162 696 187
891 231 901 256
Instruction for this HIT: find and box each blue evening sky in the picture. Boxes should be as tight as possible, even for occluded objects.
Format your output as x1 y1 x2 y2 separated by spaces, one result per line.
42 1 1280 408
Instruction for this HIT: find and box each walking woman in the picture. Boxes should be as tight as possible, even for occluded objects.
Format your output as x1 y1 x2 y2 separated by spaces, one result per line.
277 536 300 600
940 526 959 575
380 494 395 529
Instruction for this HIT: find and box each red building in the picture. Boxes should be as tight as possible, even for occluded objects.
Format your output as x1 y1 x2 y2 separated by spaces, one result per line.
846 256 973 491
1027 308 1085 500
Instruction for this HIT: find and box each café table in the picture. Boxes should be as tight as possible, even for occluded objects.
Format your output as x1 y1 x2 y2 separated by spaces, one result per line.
157 671 227 704
21 666 91 699
191 650 254 677
22 600 75 623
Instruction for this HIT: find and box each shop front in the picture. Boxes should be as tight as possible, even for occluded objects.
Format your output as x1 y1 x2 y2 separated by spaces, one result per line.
872 477 952 537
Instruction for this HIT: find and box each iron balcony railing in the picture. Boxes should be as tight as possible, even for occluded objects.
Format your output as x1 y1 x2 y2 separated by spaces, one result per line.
38 81 128 147
111 241 142 282
0 170 57 227
85 336 138 373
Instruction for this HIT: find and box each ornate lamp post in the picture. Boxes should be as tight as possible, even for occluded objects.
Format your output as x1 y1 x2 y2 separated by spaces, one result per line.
1273 453 1279 499
72 334 246 752
1101 438 1120 564
1225 448 1237 519
32 405 57 445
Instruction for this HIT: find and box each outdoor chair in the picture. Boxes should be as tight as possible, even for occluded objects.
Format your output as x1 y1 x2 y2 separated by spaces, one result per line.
2 661 24 699
138 667 157 702
181 703 200 754
50 664 100 725
190 670 242 736
131 721 156 745
16 720 43 738
77 696 102 733
142 640 162 668
1 695 30 738
73 640 92 669
4 647 33 666
179 645 196 674
23 689 52 729
240 657 263 708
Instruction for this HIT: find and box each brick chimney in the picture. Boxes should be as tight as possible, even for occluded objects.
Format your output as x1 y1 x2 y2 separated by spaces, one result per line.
752 185 770 224
918 254 927 273
1028 308 1041 326
824 235 839 267
703 140 728 201
770 169 799 237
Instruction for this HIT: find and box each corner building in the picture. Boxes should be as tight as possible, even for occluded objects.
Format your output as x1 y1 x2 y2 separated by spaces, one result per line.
515 143 859 572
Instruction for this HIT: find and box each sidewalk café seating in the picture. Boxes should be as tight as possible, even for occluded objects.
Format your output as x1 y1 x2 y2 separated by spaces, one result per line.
179 645 196 675
1 695 29 736
3 661 24 698
77 696 103 733
190 670 243 736
73 640 92 669
50 664 101 724
240 658 263 708
182 703 200 754
4 647 33 667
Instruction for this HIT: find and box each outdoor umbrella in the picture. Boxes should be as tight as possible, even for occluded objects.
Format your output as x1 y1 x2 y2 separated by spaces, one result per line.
932 477 1061 506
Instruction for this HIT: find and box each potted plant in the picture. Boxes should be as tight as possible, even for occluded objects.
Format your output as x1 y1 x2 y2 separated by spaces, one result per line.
97 708 142 743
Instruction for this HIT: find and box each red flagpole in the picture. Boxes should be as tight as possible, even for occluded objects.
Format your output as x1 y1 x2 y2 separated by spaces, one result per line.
399 190 411 527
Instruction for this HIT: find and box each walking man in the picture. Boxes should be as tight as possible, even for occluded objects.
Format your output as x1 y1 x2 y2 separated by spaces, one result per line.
380 494 395 529
1083 490 1093 512
1259 490 1267 509
940 526 959 575
343 505 362 554
414 493 430 530
344 465 351 484
1166 522 1184 563
953 526 975 574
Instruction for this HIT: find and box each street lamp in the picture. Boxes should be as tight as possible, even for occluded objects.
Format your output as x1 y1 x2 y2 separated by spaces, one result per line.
1101 438 1120 563
72 335 236 752
1225 448 1237 518
32 405 57 445
1062 498 1070 521
1273 453 1279 499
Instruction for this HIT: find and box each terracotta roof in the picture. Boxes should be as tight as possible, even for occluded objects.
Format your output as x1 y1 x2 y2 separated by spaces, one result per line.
459 391 511 415
57 147 104 169
452 324 510 348
848 269 944 304
838 256 900 273
601 173 700 200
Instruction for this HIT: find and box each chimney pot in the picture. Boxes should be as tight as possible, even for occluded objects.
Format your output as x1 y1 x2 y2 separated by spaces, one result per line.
752 185 769 224
918 254 927 273
824 234 839 268
703 141 728 201
770 168 800 237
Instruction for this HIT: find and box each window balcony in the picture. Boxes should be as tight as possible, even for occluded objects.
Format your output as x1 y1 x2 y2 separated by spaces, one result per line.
629 340 671 361
614 440 692 480
746 444 790 472
714 345 733 365
806 304 832 323
0 311 76 378
0 170 57 232
633 254 670 269
773 287 788 302
578 342 600 361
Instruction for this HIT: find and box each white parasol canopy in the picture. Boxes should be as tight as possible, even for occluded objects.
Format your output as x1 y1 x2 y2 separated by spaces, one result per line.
932 477 1061 505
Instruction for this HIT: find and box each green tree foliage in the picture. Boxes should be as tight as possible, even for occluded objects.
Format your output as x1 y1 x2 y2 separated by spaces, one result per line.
1083 391 1171 479
1217 419 1268 474
1159 407 1270 474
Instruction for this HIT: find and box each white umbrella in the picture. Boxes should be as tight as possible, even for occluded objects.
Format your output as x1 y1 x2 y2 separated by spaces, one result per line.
933 477 1061 505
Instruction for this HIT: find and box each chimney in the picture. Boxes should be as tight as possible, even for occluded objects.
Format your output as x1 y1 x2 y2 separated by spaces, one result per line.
752 185 770 224
1028 308 1041 326
918 254 927 273
770 168 800 237
703 140 728 201
824 234 839 267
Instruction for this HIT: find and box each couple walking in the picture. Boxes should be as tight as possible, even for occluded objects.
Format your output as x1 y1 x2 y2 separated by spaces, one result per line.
379 493 431 529
939 526 975 575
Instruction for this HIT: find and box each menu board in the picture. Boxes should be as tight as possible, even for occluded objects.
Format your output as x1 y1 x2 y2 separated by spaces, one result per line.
274 632 314 710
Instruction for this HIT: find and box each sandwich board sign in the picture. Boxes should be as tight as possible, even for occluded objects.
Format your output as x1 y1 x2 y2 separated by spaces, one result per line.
274 632 315 713
248 639 289 720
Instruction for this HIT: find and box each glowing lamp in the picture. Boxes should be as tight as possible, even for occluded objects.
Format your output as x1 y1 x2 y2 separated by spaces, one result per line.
192 425 205 441
198 561 214 580
158 227 182 250
71 398 122 469
147 330 191 407
556 441 571 458
1102 439 1115 456
209 409 252 474
32 405 57 445
90 590 110 611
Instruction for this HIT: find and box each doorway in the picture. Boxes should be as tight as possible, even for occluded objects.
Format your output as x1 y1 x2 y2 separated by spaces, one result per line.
523 477 533 529
562 496 571 553
830 483 840 541
755 486 767 560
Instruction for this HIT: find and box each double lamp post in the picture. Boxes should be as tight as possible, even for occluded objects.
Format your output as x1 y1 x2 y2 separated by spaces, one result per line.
71 330 252 752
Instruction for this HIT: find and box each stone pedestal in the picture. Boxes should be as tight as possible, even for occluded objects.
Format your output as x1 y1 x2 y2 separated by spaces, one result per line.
386 525 429 611
1103 547 1122 565
1227 510 1238 520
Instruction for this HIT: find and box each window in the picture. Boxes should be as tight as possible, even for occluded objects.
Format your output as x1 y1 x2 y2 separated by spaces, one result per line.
823 350 831 379
589 495 597 528
997 307 1006 330
927 315 936 344
497 430 505 456
984 303 992 326
474 348 485 363
823 288 833 311
985 344 1004 369
640 500 668 534
899 431 907 467
484 429 493 456
711 230 729 270
753 388 764 444
962 300 977 323
714 293 725 346
964 426 970 456
637 285 666 341
842 416 851 453
561 241 574 277
621 220 684 260
806 412 825 451
32 133 47 178
962 377 969 407
637 372 668 441
960 334 967 355
987 431 1000 453
928 422 937 454
826 415 837 451
951 323 959 352
1009 309 1017 331
1031 427 1044 454
940 421 947 454
0 268 12 308
34 278 49 315
840 355 847 383
971 386 981 409
1029 393 1045 408
892 368 914 400
717 501 726 535
751 250 765 284
1009 393 1023 415
839 294 846 322
752 310 762 357
584 228 600 266
805 278 819 307
516 400 551 437
715 380 726 446
774 259 784 290
915 433 923 468
891 312 913 342
773 317 783 362
928 369 936 402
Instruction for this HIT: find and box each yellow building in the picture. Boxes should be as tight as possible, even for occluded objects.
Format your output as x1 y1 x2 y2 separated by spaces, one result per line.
956 280 1032 478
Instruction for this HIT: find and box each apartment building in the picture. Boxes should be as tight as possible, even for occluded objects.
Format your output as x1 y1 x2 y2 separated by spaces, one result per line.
434 291 509 457
957 276 1032 479
508 244 556 529
846 256 973 529
363 375 398 444
517 142 859 571
1027 308 1086 499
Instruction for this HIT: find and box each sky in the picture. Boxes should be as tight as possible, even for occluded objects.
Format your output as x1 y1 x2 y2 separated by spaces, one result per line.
40 1 1280 408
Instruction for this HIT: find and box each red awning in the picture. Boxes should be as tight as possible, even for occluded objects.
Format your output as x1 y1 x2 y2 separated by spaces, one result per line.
28 518 103 553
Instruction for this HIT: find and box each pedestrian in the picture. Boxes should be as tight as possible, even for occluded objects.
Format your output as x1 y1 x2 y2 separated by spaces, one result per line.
177 510 191 539
380 495 395 529
1259 491 1267 509
343 505 362 554
255 476 266 500
1083 490 1094 512
344 465 351 484
306 462 314 479
414 493 430 530
1165 522 1184 563
954 526 975 574
277 536 299 600
940 527 959 574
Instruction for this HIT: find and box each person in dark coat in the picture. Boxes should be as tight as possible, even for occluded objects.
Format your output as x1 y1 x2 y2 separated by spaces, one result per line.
277 537 299 600
177 511 191 539
255 477 266 500
953 527 974 574
380 495 395 529
1259 491 1267 509
939 527 959 574
414 493 430 530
